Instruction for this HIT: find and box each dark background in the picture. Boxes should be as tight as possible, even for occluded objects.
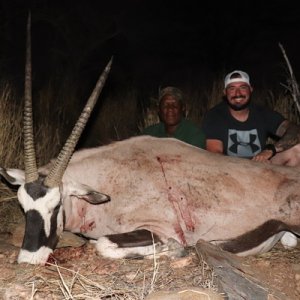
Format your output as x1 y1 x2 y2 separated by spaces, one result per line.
1 0 300 148
1 0 300 94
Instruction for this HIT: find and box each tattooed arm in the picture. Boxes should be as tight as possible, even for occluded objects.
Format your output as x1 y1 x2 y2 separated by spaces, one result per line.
274 120 300 152
252 120 300 162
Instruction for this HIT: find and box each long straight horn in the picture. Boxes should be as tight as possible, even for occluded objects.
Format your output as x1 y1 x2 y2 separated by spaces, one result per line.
24 12 38 183
44 57 113 188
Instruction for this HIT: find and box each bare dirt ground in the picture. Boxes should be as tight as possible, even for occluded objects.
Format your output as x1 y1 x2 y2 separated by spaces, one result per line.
1 198 300 299
243 243 300 299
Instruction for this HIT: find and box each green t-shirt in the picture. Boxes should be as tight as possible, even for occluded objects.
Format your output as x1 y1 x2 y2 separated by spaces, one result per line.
142 119 205 149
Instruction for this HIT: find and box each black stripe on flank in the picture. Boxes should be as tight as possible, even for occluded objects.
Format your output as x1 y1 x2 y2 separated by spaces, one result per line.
219 219 293 254
106 229 162 248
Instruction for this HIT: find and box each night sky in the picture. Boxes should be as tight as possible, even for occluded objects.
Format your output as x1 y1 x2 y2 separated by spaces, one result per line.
1 0 300 97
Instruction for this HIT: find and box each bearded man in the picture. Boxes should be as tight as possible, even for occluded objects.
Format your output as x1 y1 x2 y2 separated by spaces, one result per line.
202 70 300 162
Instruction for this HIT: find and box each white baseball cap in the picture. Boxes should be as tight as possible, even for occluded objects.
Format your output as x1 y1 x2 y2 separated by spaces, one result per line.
224 70 250 88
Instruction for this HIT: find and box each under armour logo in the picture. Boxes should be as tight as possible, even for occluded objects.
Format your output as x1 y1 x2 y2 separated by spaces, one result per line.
227 129 261 157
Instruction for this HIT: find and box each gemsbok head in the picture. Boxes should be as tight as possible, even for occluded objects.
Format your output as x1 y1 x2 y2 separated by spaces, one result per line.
12 13 112 264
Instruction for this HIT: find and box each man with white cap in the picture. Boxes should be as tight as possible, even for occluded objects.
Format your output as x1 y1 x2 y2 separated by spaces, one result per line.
202 70 300 162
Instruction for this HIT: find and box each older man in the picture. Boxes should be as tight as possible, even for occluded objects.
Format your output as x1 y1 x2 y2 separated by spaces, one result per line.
142 86 205 149
202 70 300 162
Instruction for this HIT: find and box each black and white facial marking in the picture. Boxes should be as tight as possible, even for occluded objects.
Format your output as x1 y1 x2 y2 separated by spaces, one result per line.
17 177 64 264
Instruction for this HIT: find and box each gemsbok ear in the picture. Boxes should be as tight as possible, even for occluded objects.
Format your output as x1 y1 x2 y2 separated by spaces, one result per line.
68 181 110 204
75 191 111 205
0 167 25 186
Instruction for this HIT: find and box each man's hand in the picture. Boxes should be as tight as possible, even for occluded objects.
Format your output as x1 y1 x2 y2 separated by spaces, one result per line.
252 150 273 162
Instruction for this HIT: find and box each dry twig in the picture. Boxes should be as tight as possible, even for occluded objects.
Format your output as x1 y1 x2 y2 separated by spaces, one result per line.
279 42 300 116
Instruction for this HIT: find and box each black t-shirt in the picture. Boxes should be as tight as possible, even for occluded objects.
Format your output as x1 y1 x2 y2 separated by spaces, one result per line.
202 101 285 158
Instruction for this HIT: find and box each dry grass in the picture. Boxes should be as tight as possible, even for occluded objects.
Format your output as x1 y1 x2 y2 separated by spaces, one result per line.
0 182 16 203
0 198 22 233
0 83 23 168
0 79 73 173
266 90 300 123
1 244 218 300
0 75 298 172
82 88 140 147
97 90 140 143
139 97 160 129
33 81 68 166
